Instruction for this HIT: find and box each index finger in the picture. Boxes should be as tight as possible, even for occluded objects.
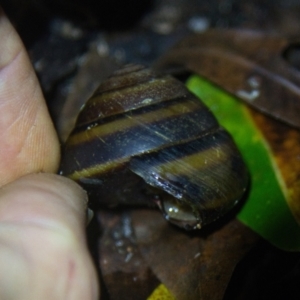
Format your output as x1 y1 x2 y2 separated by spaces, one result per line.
0 9 60 186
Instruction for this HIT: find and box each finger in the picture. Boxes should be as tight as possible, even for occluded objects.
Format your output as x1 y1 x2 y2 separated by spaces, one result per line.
0 9 60 186
0 173 99 300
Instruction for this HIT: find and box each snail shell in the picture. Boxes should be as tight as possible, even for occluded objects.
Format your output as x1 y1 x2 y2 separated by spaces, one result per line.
60 64 248 230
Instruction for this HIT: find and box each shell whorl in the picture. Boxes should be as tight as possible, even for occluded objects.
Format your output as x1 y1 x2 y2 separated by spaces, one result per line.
60 64 248 229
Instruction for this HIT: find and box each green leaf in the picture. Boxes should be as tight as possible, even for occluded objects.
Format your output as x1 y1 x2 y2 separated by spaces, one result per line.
187 75 300 251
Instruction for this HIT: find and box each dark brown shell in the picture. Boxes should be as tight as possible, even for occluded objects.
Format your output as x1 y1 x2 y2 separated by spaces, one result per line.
60 64 248 229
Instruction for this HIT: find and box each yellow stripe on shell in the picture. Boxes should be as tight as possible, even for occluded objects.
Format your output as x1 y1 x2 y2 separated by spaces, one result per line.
152 145 229 178
68 158 127 181
67 143 229 184
68 100 202 146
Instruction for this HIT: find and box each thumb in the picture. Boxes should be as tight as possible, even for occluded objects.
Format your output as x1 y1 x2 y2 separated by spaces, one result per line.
0 173 99 300
0 8 60 186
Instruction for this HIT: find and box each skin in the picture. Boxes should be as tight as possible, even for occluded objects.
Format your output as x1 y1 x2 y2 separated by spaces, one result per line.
0 8 99 300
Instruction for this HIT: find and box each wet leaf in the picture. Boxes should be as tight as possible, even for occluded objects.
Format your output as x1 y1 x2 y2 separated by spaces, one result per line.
250 111 300 225
131 210 259 300
187 75 300 251
155 29 300 130
95 210 160 300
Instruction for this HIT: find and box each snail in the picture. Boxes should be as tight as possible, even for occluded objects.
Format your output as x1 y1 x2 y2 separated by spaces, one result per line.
60 64 248 230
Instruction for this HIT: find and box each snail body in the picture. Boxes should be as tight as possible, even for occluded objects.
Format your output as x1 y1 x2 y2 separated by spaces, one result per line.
60 64 248 230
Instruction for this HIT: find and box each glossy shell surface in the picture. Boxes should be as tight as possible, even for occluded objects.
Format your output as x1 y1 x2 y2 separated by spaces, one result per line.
60 64 248 229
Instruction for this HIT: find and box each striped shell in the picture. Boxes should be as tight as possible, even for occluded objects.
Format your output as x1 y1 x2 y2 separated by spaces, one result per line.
60 64 248 230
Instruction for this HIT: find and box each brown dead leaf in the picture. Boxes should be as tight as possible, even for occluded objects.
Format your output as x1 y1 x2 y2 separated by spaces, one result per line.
57 44 120 141
249 108 300 225
131 209 259 300
155 29 300 130
95 210 160 300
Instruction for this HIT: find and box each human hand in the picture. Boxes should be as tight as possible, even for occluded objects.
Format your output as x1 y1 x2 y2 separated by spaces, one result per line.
0 9 98 300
